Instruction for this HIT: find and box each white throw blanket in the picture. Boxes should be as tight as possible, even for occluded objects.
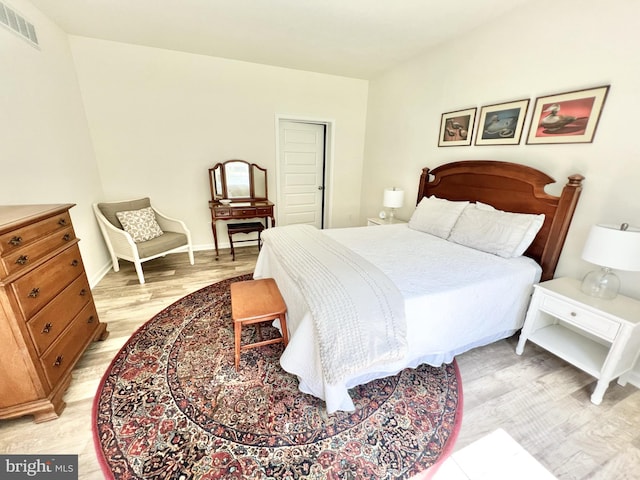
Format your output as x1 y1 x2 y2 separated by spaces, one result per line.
260 224 407 385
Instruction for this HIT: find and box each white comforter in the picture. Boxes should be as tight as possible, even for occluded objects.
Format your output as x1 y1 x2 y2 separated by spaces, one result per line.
254 223 541 413
258 224 406 385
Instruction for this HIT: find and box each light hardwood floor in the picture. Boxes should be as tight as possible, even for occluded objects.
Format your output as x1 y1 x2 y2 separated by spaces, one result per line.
1 247 639 479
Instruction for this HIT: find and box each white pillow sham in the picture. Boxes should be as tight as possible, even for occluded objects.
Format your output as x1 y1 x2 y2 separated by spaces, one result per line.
116 207 164 243
449 204 545 258
408 196 469 239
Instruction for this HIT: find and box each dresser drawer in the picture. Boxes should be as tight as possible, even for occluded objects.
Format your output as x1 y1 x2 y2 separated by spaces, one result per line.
12 244 85 320
232 208 257 217
540 294 620 341
0 211 72 255
0 226 75 277
256 207 272 215
27 274 92 356
214 207 231 217
40 302 99 389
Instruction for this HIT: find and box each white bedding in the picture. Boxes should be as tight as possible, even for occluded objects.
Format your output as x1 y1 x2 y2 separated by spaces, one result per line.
254 223 542 413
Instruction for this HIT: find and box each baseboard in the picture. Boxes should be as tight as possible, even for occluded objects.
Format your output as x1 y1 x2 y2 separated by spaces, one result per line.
624 369 640 389
88 243 254 288
89 262 114 288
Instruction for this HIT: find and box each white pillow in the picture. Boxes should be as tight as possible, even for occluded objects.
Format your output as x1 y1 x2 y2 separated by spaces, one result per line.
116 207 164 243
449 205 545 258
471 202 545 256
408 196 469 239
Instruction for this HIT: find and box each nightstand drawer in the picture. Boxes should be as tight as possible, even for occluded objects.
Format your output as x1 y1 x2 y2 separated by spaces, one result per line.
540 295 619 341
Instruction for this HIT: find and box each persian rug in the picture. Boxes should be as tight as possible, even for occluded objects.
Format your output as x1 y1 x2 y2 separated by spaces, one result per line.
93 274 462 479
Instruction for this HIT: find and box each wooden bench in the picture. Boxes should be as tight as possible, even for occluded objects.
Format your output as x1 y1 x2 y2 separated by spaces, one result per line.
226 222 264 261
230 278 288 371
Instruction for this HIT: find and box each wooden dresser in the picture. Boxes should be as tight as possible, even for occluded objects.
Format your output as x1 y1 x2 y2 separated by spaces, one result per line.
0 204 108 423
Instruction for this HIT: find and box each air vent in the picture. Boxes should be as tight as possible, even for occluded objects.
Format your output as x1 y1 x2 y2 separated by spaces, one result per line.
0 1 38 47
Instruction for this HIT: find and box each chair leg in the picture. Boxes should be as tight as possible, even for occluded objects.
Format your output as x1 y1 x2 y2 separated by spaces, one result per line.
134 261 146 284
234 321 241 371
187 245 195 265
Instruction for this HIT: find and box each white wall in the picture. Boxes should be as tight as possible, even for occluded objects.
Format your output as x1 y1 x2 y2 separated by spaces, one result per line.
68 36 369 255
0 0 109 284
362 0 640 299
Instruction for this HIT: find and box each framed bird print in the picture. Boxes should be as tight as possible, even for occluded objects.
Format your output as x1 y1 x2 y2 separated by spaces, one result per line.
526 85 610 144
475 99 530 146
438 107 477 147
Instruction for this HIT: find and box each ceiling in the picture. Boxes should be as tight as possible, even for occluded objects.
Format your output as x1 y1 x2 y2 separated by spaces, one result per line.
29 0 531 79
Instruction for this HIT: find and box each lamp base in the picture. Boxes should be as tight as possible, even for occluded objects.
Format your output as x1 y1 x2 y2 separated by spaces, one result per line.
580 267 620 299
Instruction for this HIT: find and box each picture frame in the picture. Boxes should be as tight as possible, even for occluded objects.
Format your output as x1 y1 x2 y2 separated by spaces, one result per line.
438 107 477 147
475 99 530 146
526 85 610 144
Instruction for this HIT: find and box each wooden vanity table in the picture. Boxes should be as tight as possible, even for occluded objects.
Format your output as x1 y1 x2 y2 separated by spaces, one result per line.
208 160 275 259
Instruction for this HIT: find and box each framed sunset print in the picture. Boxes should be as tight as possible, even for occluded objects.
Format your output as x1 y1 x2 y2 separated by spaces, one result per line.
475 99 530 146
438 108 477 147
526 85 610 144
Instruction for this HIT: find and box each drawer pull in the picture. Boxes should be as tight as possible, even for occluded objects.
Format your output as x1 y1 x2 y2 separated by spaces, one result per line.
28 287 40 298
570 311 577 317
71 259 79 267
87 315 95 324
58 218 67 226
63 233 71 241
9 236 22 246
80 288 87 296
42 322 52 334
16 255 29 265
53 355 64 367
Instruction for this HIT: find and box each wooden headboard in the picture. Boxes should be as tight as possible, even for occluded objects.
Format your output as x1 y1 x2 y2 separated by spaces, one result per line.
417 160 584 282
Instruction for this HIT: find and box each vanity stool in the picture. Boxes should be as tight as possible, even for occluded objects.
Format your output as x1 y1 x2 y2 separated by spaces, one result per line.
230 278 288 371
227 222 264 261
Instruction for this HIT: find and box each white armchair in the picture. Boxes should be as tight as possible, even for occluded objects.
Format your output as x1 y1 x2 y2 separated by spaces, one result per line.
93 198 194 284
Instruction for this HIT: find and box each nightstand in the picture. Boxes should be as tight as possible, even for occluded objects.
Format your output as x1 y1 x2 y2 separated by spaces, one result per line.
366 217 407 226
516 277 640 405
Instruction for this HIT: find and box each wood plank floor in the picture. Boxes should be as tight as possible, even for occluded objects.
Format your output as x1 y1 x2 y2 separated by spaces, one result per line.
1 247 639 479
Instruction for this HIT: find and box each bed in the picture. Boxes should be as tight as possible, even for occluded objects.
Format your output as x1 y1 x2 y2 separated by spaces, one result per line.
253 160 584 413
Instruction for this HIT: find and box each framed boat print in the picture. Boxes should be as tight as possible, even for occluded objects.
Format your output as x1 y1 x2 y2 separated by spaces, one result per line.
438 107 476 147
526 85 610 144
475 99 530 146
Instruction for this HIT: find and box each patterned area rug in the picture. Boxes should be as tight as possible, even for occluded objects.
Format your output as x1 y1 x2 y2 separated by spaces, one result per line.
93 275 462 479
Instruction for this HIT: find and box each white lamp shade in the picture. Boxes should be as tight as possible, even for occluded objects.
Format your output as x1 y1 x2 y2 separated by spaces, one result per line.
581 224 640 271
383 188 404 209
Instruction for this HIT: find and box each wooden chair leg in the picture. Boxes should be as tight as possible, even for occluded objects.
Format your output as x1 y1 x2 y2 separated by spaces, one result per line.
279 314 289 346
234 322 241 371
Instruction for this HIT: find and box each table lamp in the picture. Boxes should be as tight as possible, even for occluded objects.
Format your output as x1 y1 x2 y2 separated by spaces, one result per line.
580 223 640 299
383 187 404 222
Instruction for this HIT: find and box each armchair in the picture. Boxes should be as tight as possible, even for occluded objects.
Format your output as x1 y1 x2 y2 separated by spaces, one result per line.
93 198 194 284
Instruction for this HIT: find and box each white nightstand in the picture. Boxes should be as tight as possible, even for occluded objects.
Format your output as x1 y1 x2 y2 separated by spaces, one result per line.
366 217 407 226
516 277 640 405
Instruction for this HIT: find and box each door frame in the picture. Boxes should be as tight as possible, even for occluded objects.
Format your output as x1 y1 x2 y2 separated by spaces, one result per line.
274 114 335 228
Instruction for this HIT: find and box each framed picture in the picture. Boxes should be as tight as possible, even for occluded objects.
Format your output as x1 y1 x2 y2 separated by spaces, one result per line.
438 108 477 147
526 85 610 144
475 99 530 146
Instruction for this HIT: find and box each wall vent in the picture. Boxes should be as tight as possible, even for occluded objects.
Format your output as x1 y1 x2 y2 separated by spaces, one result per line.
0 1 39 47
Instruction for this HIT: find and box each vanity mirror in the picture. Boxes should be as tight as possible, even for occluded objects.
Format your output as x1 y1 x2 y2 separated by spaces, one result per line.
209 160 268 201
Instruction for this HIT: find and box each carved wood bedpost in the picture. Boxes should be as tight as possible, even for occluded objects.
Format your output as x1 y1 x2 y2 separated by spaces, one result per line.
417 167 431 205
540 173 585 281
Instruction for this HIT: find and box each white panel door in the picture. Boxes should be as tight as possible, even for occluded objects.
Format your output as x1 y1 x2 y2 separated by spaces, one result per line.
278 121 326 227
